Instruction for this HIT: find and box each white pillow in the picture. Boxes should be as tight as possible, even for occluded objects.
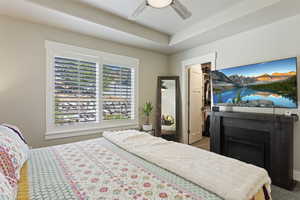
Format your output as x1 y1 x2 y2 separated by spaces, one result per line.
1 124 27 145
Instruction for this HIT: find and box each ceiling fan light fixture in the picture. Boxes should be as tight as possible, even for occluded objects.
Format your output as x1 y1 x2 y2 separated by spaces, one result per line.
131 0 191 20
147 0 173 8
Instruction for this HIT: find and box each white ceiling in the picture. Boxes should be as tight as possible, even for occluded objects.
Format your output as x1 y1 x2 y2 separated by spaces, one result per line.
1 0 300 54
74 0 240 35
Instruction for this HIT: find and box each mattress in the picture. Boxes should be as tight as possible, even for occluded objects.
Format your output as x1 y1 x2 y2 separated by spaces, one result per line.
17 137 268 200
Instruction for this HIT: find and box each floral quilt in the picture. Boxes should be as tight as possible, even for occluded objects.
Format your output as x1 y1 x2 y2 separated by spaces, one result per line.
25 138 222 200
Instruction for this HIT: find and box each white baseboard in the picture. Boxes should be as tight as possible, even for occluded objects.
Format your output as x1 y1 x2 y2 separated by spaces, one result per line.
294 170 300 182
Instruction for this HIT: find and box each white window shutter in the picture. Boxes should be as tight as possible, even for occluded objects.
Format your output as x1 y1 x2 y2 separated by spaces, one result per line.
54 57 98 125
102 64 135 120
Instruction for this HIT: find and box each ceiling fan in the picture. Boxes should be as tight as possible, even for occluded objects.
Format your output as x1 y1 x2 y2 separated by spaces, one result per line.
131 0 192 20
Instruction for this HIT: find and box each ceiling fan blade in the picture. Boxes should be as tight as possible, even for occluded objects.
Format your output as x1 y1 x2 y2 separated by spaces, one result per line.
171 0 192 20
130 1 147 20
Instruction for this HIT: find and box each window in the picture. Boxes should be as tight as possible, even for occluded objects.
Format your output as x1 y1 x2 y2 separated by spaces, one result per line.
102 64 134 121
46 41 139 138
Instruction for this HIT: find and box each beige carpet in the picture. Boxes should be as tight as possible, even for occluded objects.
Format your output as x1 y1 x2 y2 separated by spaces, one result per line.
272 184 300 200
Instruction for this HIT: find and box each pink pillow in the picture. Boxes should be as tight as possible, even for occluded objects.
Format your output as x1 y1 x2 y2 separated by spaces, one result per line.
0 171 17 200
0 170 17 200
0 126 29 187
0 145 18 187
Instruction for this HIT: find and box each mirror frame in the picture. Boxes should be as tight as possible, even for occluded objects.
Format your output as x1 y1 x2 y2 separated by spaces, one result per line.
156 76 180 140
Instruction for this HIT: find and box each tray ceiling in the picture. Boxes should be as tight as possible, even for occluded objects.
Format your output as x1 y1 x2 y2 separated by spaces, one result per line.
74 0 240 35
1 0 300 54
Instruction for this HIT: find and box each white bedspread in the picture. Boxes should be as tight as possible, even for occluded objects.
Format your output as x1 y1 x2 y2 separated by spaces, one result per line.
103 130 271 200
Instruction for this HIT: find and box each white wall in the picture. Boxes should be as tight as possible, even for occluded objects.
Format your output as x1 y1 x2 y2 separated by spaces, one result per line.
0 15 169 148
169 14 300 172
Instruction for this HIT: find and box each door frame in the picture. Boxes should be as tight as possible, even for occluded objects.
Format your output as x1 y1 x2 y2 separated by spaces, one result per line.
181 53 217 144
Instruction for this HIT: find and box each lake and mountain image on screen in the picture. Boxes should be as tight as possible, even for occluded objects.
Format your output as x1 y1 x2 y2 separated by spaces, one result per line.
212 57 297 108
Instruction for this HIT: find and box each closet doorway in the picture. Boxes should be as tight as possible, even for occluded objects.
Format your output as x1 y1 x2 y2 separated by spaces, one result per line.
181 53 216 151
187 63 211 147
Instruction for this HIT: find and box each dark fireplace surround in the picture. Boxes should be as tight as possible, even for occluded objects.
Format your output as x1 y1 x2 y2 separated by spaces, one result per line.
209 111 296 190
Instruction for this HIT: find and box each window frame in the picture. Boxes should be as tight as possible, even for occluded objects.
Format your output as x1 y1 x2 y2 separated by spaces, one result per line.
45 41 139 139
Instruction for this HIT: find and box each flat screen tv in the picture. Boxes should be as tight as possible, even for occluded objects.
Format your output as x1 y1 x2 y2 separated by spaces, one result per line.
212 57 298 108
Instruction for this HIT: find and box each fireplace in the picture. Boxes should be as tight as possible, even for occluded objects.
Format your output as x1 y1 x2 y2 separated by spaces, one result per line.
209 111 296 190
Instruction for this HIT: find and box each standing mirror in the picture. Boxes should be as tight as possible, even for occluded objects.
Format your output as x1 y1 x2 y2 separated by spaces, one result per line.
156 76 180 141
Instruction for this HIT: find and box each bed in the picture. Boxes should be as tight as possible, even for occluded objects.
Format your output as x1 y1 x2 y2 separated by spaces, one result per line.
0 126 271 200
18 138 224 200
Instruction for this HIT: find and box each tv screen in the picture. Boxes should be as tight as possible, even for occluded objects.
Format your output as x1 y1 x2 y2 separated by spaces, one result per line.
212 57 298 108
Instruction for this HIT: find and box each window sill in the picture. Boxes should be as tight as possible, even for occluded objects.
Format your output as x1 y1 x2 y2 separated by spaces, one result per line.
45 123 139 140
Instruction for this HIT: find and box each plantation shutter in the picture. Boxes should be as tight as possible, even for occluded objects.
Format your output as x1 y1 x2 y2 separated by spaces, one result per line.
102 64 134 120
54 57 98 125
